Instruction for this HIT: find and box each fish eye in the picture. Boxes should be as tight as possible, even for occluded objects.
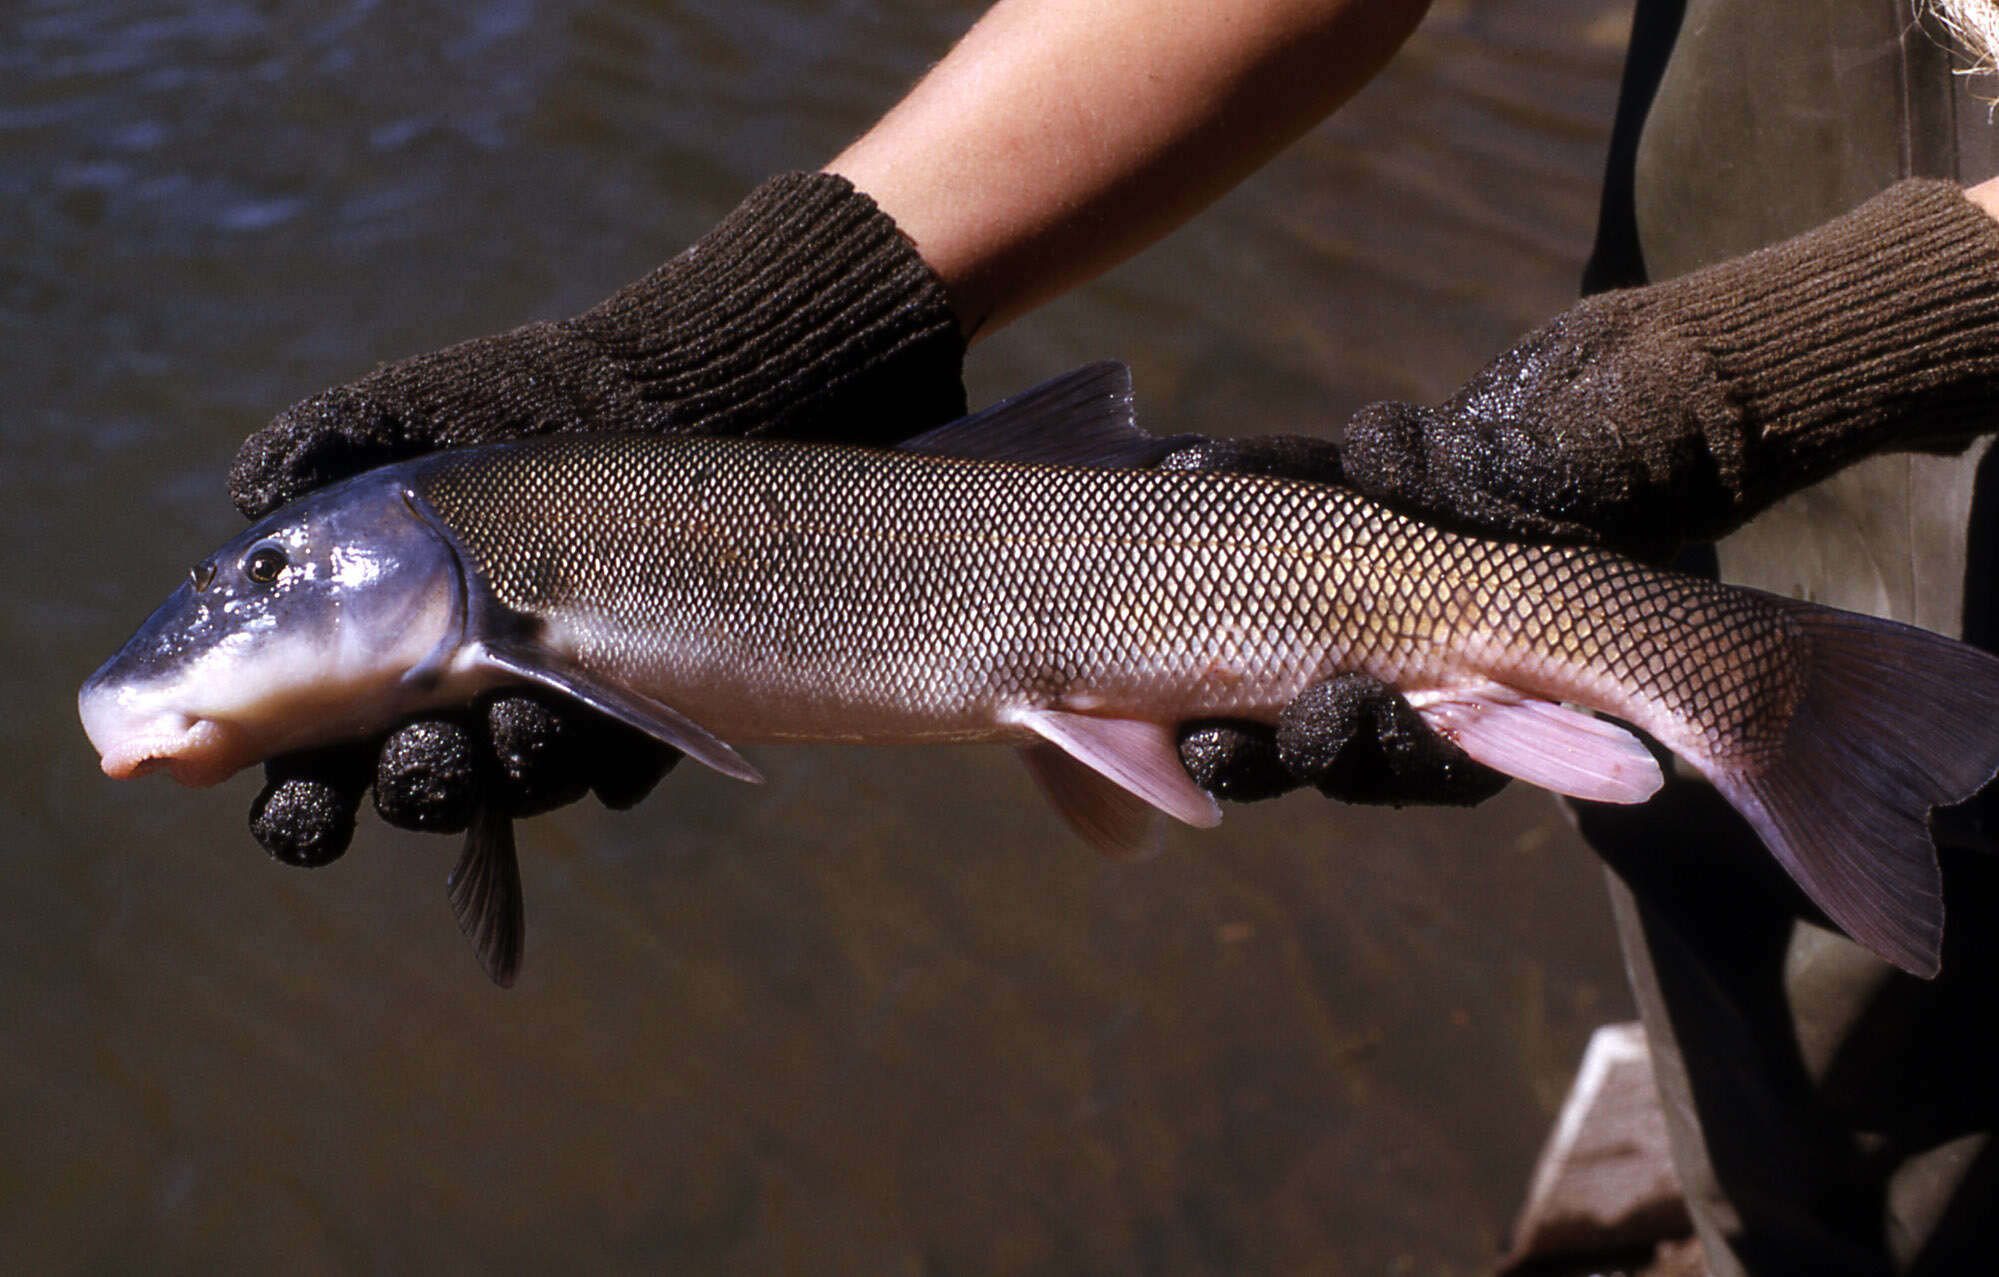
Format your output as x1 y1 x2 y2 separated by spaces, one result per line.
243 545 288 585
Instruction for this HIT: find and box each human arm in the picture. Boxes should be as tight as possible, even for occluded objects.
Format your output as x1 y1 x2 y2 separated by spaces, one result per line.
829 0 1433 337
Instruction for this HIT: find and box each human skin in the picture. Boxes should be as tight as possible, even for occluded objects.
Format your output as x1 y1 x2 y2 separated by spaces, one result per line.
1971 172 1999 218
828 0 1435 339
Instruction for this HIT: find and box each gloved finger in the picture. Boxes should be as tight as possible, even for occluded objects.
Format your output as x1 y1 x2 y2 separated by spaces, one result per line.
1339 401 1568 542
371 695 681 831
1177 721 1302 803
1343 401 1681 563
1156 433 1347 485
373 716 482 833
580 713 681 811
484 692 595 819
230 386 416 521
249 742 375 867
484 692 680 816
1276 673 1508 808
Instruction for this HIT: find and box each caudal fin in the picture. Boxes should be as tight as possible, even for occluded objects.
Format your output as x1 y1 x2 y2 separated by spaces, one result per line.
1706 601 1999 978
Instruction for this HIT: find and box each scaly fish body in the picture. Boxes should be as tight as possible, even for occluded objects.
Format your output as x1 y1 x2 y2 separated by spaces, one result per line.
414 433 1793 770
79 364 1999 983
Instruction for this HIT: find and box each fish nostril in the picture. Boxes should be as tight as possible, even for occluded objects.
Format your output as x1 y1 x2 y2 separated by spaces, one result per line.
189 562 215 592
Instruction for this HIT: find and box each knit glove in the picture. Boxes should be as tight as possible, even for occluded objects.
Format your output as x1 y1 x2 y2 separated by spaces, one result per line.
238 172 967 866
1343 179 1999 565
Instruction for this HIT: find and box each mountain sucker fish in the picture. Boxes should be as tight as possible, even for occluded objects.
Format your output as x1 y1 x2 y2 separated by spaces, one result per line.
79 363 1999 986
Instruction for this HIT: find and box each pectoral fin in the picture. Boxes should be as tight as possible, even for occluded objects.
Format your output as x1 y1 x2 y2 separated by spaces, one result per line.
1413 688 1662 804
1005 708 1222 857
476 641 763 784
449 803 524 988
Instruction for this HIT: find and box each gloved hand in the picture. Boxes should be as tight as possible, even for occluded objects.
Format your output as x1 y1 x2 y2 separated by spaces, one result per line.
1158 436 1509 809
1341 179 1999 564
240 172 967 866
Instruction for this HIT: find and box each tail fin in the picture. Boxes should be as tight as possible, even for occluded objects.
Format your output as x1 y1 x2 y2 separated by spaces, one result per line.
1707 601 1999 978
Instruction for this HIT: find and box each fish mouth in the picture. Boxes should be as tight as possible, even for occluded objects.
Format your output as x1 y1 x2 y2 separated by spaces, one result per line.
82 697 253 789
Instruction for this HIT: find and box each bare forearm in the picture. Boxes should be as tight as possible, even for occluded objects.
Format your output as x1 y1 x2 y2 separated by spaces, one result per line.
828 0 1432 339
1969 172 1999 220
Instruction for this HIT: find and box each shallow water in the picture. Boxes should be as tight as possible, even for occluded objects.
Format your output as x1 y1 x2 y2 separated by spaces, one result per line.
6 0 1637 1269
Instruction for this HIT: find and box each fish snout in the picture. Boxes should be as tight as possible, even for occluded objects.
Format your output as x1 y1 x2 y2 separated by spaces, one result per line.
78 676 252 789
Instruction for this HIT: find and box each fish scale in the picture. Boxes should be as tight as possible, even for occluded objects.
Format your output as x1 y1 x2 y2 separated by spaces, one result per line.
413 431 1802 766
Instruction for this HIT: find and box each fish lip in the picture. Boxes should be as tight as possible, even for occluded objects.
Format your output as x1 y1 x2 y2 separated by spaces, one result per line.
94 717 249 788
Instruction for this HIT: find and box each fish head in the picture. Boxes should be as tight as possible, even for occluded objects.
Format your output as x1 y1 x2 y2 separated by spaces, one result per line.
79 472 469 787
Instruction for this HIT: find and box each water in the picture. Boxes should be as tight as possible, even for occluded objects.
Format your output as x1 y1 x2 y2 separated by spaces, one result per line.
5 1 1636 1269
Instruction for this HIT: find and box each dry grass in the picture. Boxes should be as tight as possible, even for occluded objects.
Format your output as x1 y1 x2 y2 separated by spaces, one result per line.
1924 0 1999 81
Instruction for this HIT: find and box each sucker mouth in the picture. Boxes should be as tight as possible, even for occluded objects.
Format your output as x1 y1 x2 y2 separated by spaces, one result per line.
93 718 247 789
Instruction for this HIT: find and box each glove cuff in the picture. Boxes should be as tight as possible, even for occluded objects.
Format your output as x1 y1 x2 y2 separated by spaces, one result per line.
1651 179 1999 514
567 171 967 442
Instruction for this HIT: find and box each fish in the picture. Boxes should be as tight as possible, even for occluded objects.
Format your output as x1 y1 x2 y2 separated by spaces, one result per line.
79 363 1999 986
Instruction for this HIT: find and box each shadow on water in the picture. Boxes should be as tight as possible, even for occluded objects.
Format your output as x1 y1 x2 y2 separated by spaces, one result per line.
4 0 1636 1270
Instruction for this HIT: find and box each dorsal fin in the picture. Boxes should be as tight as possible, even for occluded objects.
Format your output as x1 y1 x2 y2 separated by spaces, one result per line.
898 362 1198 468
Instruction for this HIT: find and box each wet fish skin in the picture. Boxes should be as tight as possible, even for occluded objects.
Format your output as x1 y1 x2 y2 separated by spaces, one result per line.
78 364 1999 983
415 433 1792 766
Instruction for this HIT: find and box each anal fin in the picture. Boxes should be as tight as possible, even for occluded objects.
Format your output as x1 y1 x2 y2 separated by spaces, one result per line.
1415 689 1662 804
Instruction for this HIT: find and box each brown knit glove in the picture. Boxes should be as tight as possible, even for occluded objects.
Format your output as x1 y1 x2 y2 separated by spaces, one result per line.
239 172 966 867
1344 180 1999 563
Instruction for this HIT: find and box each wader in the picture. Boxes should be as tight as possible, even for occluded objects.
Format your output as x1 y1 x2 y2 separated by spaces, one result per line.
1579 3 1999 1271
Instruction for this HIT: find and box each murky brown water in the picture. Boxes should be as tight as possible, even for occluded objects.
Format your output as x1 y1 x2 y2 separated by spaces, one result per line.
7 0 1637 1270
